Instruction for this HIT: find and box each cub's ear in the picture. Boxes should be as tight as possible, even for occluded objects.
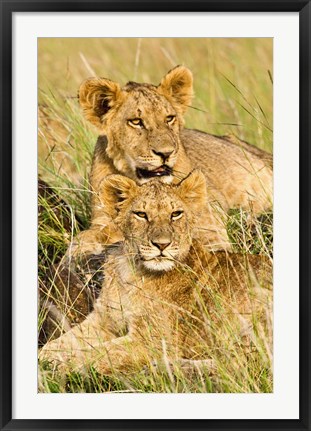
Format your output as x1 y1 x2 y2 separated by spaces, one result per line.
99 174 138 218
176 170 207 211
158 65 193 114
79 77 123 128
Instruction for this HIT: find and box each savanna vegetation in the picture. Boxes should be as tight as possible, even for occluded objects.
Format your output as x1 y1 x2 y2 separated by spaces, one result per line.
38 38 273 393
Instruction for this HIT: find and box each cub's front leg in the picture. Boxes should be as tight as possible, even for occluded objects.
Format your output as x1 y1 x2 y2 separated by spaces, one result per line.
89 334 151 375
65 149 123 260
39 308 116 372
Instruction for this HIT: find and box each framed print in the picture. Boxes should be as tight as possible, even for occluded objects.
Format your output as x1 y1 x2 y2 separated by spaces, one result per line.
1 1 310 430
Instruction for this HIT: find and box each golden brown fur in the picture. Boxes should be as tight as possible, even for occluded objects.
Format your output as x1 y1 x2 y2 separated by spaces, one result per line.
40 171 272 375
67 66 272 258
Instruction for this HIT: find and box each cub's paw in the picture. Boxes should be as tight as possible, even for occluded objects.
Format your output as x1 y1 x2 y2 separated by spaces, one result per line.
64 230 106 264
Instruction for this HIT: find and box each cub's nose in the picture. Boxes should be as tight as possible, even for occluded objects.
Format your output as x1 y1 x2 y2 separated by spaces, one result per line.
152 149 174 162
151 240 171 252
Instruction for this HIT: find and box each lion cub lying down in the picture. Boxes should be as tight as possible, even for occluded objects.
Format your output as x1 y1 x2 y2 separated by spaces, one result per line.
40 170 272 375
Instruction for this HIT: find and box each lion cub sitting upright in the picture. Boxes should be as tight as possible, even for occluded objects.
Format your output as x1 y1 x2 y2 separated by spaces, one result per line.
40 170 272 376
69 65 272 257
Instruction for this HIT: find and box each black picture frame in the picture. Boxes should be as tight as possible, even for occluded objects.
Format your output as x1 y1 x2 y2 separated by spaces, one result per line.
1 1 310 430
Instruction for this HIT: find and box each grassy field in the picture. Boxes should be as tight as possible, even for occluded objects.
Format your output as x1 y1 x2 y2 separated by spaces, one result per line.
38 38 273 393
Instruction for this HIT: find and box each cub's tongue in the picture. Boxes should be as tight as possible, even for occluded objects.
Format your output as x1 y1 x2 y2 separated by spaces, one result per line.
153 167 166 173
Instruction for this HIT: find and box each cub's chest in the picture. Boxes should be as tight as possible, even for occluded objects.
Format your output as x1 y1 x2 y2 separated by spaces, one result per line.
105 256 202 319
126 273 198 316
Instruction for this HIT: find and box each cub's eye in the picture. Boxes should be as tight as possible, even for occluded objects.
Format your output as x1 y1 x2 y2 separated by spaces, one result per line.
166 115 176 125
171 210 183 220
128 118 144 128
133 211 148 220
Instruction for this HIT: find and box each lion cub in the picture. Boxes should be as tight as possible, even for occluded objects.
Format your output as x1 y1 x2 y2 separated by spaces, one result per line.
68 65 272 257
40 170 272 376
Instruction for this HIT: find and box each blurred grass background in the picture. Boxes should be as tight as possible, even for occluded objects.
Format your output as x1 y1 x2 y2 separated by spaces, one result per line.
38 38 273 393
39 38 272 144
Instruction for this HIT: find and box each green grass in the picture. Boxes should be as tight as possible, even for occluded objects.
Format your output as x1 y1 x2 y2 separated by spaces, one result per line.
38 38 273 393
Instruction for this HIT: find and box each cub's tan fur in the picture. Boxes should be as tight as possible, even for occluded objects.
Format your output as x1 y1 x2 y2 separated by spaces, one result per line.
68 66 272 257
40 171 272 375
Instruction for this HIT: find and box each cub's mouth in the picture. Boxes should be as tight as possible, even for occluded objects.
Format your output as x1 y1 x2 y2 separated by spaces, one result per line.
136 165 173 179
142 256 176 272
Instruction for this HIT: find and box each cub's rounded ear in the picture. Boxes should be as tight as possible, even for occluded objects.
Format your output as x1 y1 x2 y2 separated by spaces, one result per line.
99 175 138 218
176 169 207 210
79 77 123 128
158 65 193 114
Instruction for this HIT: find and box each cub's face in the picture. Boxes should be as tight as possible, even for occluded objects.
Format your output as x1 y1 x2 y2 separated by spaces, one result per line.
100 170 207 273
79 66 193 184
119 183 194 272
103 87 181 184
